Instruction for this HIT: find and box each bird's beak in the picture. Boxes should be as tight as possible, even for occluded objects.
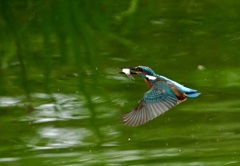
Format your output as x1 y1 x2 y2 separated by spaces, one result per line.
119 67 138 75
119 67 139 80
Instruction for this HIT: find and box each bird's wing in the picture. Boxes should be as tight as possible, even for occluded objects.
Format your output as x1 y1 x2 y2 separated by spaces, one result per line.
122 80 185 126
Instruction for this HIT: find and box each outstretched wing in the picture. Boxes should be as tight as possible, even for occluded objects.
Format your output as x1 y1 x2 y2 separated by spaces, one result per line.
122 80 185 126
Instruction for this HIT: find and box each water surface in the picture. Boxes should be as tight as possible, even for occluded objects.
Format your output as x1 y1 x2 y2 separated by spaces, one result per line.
0 1 240 165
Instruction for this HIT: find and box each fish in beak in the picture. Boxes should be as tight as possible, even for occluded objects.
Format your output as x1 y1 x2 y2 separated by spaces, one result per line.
119 67 138 80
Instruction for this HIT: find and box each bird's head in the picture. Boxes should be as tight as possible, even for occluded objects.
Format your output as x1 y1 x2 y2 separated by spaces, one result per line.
120 66 156 79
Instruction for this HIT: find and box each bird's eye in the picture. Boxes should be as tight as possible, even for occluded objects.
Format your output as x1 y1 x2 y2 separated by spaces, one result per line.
136 67 142 71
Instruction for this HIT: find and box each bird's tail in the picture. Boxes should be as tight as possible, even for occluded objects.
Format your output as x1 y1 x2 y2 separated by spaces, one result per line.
185 92 201 98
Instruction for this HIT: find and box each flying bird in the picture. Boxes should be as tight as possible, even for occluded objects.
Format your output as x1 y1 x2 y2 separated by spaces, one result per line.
120 66 201 126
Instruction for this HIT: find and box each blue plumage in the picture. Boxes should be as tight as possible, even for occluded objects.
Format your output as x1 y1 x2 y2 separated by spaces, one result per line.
120 66 201 126
137 66 200 98
157 75 201 98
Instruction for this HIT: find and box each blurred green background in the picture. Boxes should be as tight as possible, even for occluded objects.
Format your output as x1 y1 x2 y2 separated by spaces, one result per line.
0 0 240 165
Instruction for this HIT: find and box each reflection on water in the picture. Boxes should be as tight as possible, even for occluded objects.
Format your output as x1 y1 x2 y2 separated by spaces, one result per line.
1 64 240 165
33 127 93 149
28 93 88 123
0 97 20 107
0 88 240 165
1 1 240 165
1 66 240 165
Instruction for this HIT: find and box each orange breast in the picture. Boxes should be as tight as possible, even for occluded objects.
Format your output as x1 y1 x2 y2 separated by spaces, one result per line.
168 83 186 100
144 79 153 88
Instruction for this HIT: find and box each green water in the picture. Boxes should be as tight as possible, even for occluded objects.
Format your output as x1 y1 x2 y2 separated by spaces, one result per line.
0 1 240 165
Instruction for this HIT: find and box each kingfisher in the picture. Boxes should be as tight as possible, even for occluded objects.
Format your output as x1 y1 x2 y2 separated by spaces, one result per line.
120 66 201 126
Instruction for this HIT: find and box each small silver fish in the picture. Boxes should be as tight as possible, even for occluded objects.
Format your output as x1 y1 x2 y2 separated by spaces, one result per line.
121 68 135 80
